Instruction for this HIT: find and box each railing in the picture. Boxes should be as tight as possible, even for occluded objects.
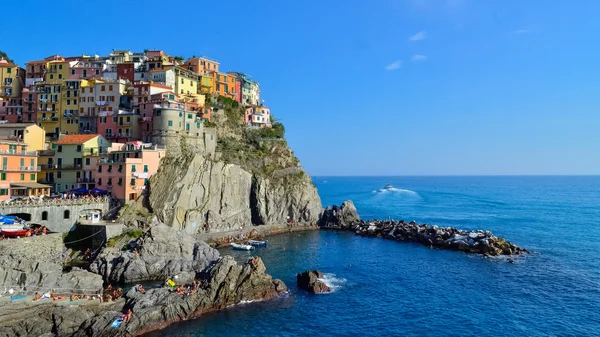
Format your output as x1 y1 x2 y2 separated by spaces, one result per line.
0 149 38 156
76 177 94 183
39 164 82 170
0 196 110 207
38 150 56 156
82 148 106 156
0 166 38 172
119 121 133 126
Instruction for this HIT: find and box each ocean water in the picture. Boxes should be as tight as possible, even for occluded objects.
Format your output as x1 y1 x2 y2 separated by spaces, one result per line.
147 176 600 336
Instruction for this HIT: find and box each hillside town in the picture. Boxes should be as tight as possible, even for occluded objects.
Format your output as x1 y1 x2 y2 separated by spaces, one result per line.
0 50 272 202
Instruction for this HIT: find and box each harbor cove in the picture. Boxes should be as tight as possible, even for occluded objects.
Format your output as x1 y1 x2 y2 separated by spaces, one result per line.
1 1 600 336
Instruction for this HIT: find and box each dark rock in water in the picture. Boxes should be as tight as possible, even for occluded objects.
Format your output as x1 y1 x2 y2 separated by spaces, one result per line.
297 270 331 294
320 200 529 257
319 200 360 229
89 224 220 283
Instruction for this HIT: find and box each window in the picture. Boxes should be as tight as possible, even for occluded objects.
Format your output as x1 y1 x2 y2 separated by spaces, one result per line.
186 123 190 131
130 178 136 186
144 165 148 173
57 171 62 178
67 99 70 105
30 174 35 181
101 85 105 91
30 159 34 167
196 122 200 128
95 70 99 75
42 211 48 220
59 64 63 69
20 173 24 180
76 145 82 152
58 74 62 79
188 114 192 119
50 74 54 79
71 70 75 75
118 178 123 185
0 173 5 180
20 158 24 167
6 68 11 74
108 178 112 185
85 158 90 165
0 189 7 196
168 120 173 127
57 145 63 152
144 178 149 185
109 85 113 91
131 165 136 172
64 210 70 219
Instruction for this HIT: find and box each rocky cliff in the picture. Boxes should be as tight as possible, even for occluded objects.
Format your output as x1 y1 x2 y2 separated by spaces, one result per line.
131 96 322 234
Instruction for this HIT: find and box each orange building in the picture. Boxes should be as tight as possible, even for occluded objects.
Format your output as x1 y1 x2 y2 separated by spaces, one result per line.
212 72 238 100
183 57 220 75
0 141 50 200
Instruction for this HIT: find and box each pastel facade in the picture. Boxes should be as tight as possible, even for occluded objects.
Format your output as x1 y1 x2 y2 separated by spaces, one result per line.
0 59 25 100
96 142 165 201
51 134 109 192
245 105 271 128
0 140 49 200
213 72 238 99
0 123 46 151
174 67 199 96
183 57 220 75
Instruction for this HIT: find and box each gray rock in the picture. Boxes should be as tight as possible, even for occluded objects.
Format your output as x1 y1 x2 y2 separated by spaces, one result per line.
90 224 220 284
319 200 360 229
297 270 331 294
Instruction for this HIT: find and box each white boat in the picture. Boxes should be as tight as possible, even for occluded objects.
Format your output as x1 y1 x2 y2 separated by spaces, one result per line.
384 184 394 190
248 239 267 247
231 242 254 251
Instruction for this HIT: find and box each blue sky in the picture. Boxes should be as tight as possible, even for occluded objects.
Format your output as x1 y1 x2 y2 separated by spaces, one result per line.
2 0 600 175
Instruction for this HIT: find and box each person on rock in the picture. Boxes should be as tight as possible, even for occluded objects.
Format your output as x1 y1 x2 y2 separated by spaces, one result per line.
33 292 41 301
125 309 133 322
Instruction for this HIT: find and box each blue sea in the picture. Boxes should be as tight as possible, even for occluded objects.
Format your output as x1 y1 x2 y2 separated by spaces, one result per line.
147 176 600 336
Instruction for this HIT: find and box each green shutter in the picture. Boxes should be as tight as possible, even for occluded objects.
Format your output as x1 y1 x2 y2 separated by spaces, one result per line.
144 165 148 172
132 165 136 172
30 174 35 180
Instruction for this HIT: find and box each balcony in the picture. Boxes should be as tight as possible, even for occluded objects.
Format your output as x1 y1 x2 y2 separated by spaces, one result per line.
76 177 94 183
0 166 38 172
39 179 55 184
0 149 38 156
38 150 56 156
119 121 133 126
95 101 108 106
40 117 59 123
39 164 82 170
82 148 106 156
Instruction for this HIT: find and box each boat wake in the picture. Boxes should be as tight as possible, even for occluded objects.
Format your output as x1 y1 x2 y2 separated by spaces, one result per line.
372 187 420 197
317 273 347 292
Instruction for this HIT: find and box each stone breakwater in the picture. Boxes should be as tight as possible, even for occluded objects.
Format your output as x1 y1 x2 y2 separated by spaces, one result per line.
319 201 529 257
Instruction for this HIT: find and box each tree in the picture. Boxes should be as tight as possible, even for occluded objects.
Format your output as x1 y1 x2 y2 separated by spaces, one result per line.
0 51 13 63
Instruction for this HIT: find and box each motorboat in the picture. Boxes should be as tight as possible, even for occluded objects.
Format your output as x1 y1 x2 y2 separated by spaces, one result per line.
384 184 394 190
1 228 29 238
248 239 267 247
231 242 254 251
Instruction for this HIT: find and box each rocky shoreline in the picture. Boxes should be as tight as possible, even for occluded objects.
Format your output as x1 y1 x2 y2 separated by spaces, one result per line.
319 201 530 257
0 224 287 337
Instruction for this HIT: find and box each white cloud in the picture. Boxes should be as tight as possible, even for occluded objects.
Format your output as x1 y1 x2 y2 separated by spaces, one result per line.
512 29 531 34
412 55 428 61
385 60 402 71
409 30 427 41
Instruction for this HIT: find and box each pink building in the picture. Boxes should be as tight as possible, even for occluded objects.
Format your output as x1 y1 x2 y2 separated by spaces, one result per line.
0 98 24 123
133 83 172 142
95 142 166 201
69 58 106 79
245 105 272 128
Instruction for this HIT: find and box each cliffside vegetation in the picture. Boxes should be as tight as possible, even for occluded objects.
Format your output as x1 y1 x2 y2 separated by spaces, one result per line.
209 95 303 183
0 51 14 63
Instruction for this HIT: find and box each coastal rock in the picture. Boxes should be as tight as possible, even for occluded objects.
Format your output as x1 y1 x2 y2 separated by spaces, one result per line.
319 200 360 229
74 256 287 336
320 201 529 257
297 270 331 294
0 234 103 294
89 224 220 283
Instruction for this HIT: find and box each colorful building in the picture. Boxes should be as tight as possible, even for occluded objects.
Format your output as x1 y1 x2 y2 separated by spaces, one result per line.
61 79 82 134
174 67 200 96
245 105 272 128
0 123 46 151
212 72 238 100
229 72 261 106
69 56 107 79
182 57 219 75
0 138 49 200
50 134 109 193
96 142 166 201
199 75 214 95
0 59 25 101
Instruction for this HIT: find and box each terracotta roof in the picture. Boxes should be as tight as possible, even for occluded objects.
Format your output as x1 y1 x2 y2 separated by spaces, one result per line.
56 134 100 144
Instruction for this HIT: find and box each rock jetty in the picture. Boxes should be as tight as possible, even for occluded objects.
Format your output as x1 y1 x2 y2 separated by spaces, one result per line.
297 270 331 294
320 200 529 256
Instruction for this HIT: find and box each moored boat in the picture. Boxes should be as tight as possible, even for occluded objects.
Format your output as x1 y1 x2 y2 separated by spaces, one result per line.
248 240 267 247
1 228 29 238
231 242 254 251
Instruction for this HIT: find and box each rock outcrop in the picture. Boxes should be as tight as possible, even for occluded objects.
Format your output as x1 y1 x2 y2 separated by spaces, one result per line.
297 270 331 294
90 224 220 284
146 152 322 234
319 200 360 228
0 256 286 337
0 234 103 295
320 201 529 257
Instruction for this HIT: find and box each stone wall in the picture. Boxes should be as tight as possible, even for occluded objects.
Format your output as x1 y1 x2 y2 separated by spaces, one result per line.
152 131 205 157
0 200 109 233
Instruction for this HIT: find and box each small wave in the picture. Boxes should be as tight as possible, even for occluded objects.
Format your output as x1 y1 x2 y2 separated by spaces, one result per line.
374 187 420 196
317 273 347 292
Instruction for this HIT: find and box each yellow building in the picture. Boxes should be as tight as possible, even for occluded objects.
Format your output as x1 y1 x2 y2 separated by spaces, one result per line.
60 79 81 134
174 66 199 96
45 60 71 83
199 75 214 94
0 123 46 151
0 59 25 100
35 82 62 137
